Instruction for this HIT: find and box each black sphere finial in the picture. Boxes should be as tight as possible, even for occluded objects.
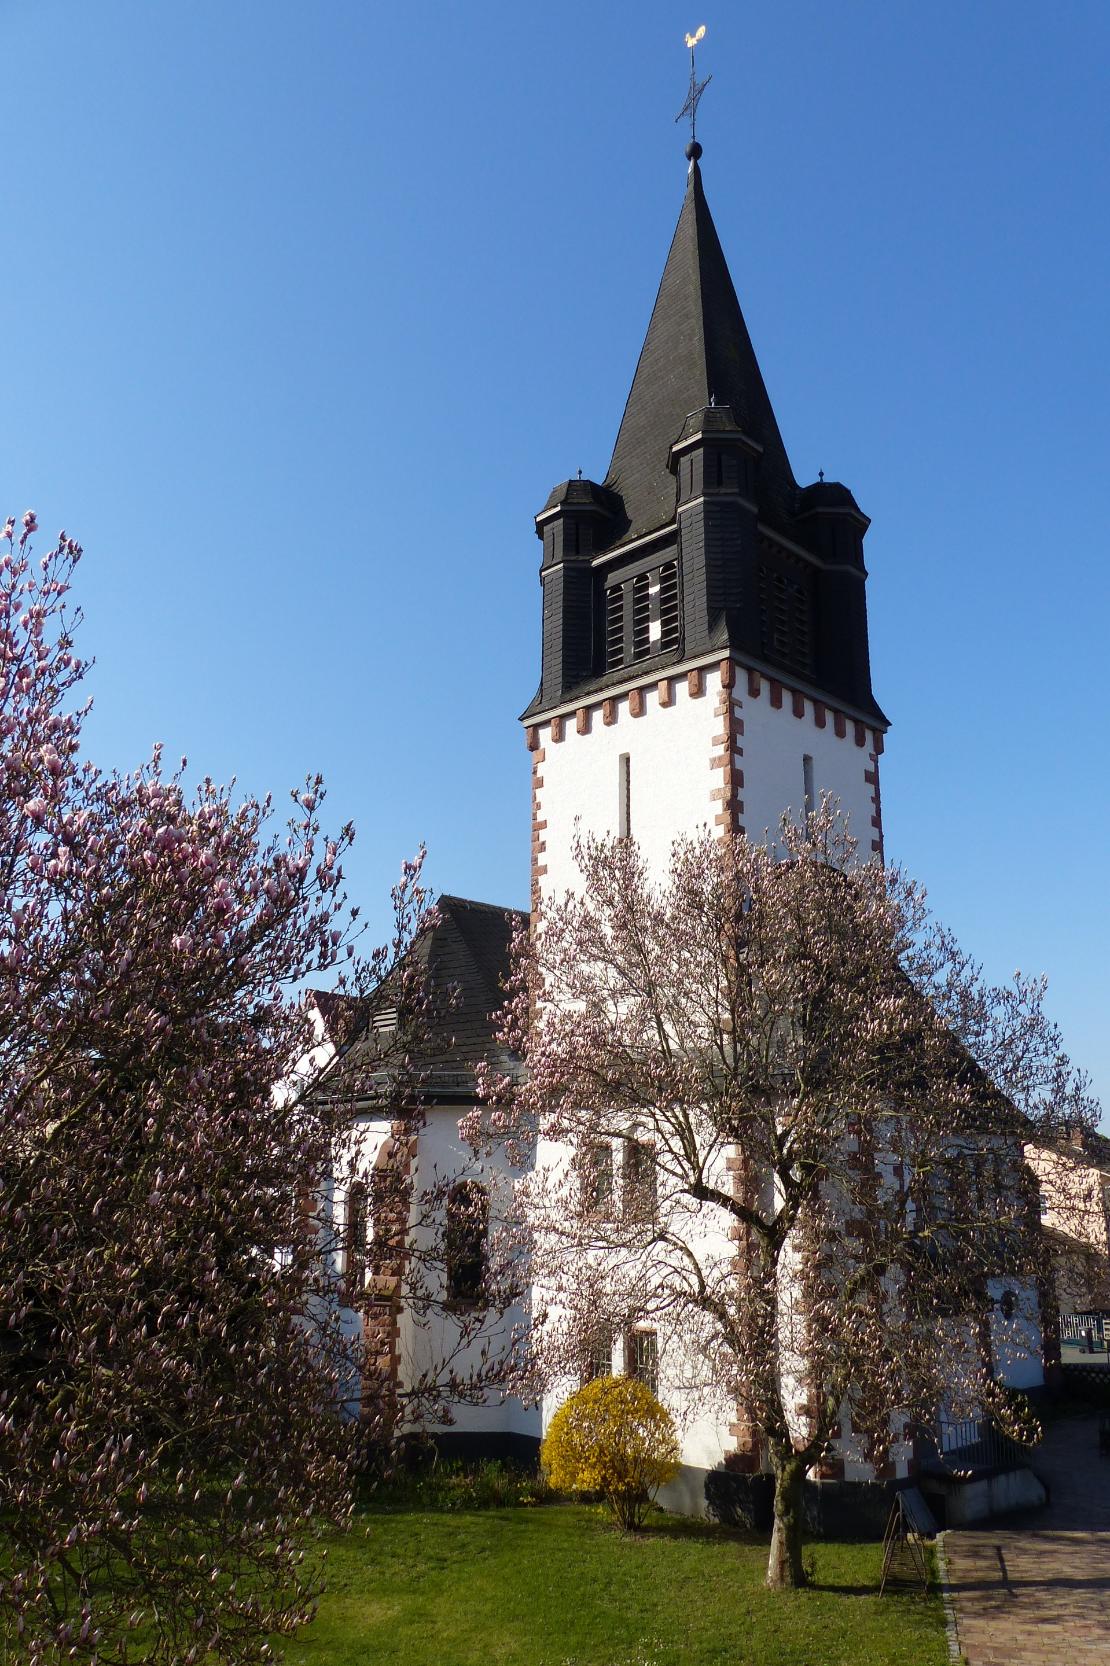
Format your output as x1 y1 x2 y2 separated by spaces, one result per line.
685 138 703 163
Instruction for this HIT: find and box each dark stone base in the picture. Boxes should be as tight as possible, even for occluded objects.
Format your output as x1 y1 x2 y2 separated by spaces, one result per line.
429 1429 541 1468
666 1464 902 1539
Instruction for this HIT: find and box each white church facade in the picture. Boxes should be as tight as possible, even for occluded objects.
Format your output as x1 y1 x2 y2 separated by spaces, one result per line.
315 139 1045 1514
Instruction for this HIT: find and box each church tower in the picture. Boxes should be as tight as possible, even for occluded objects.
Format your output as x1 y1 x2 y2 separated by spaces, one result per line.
524 141 888 905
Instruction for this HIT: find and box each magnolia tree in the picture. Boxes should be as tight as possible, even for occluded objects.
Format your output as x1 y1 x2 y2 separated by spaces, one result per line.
0 515 488 1665
474 813 1098 1589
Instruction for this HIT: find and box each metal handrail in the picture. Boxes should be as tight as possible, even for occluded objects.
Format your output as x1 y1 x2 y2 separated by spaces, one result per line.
918 1416 1031 1476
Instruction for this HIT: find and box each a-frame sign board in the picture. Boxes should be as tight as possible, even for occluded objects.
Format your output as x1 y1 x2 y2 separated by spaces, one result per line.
879 1486 937 1596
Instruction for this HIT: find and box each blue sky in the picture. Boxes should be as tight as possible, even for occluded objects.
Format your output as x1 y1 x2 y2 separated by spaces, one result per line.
3 1 1108 1115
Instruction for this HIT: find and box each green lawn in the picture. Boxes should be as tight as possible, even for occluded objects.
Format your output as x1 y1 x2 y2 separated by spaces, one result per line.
279 1503 946 1666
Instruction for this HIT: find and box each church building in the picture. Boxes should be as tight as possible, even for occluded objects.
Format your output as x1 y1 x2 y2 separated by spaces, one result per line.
317 129 1042 1509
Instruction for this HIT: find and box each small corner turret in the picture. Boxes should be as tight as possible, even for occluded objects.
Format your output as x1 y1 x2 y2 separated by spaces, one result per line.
531 478 619 713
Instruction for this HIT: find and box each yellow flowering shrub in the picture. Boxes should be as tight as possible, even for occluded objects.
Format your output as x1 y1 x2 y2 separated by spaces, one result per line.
541 1375 680 1530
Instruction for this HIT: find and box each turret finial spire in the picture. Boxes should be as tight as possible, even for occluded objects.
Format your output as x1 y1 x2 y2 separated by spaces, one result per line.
676 24 711 163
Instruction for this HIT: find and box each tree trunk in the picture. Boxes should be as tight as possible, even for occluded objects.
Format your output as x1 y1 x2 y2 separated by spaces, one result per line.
766 1455 807 1589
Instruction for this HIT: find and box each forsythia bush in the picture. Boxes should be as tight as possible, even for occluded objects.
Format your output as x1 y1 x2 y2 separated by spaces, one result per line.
541 1375 680 1530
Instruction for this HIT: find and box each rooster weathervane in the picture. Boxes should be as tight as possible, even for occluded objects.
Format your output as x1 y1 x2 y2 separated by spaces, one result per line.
675 24 711 152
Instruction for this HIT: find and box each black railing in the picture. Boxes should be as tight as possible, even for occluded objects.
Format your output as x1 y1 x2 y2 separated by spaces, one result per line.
918 1417 1031 1477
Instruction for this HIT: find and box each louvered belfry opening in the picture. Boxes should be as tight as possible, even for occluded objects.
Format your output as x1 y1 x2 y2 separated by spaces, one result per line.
605 583 626 670
757 548 814 679
658 560 679 653
631 572 651 659
604 556 682 672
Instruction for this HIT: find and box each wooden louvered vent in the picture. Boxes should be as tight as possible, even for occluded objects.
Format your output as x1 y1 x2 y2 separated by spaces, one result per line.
605 583 625 670
658 560 679 652
631 573 651 660
758 553 813 678
604 556 682 671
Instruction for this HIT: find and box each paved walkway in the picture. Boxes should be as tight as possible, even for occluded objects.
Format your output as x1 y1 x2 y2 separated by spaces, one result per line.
945 1414 1110 1665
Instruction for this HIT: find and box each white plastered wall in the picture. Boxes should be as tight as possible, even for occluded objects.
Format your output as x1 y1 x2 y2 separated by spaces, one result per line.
537 676 720 902
404 1107 538 1443
532 1131 741 1475
536 663 882 908
531 660 887 1479
331 1107 538 1442
738 681 879 853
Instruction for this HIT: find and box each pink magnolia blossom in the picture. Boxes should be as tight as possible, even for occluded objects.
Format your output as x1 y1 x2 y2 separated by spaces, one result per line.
0 516 459 1664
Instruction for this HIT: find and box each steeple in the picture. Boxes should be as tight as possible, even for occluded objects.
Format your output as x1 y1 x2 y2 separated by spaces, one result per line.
526 141 886 730
605 159 796 545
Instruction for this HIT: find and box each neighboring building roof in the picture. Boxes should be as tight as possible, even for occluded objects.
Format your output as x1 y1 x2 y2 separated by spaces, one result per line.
604 158 796 545
311 987 370 1044
1053 1126 1110 1172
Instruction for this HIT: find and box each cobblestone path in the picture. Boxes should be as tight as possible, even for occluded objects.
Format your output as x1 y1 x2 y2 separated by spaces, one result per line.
945 1413 1110 1664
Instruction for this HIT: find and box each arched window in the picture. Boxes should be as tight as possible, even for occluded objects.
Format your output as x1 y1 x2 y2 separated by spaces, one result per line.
623 1138 657 1224
445 1180 488 1306
582 1142 614 1217
343 1180 368 1295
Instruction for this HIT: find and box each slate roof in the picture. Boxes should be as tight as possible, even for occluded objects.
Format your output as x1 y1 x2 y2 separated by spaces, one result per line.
420 895 524 1072
312 896 526 1103
604 159 797 545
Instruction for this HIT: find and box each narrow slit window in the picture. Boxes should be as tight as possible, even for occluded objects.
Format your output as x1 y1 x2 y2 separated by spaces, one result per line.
618 753 631 840
802 754 815 823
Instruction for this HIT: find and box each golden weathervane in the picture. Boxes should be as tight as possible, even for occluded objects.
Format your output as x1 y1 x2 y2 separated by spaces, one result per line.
676 24 711 147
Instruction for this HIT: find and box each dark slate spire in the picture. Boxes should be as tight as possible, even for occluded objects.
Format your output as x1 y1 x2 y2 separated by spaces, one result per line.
525 143 887 728
604 159 796 543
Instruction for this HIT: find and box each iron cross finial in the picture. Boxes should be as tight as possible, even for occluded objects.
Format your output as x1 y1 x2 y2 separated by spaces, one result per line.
676 24 711 155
